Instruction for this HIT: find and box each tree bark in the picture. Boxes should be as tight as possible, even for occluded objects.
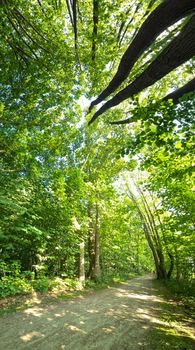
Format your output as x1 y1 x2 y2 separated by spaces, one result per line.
150 195 175 280
89 14 195 124
91 0 99 61
117 6 132 44
137 186 167 279
118 3 141 47
89 0 195 111
126 188 167 279
110 78 195 125
167 252 174 279
66 0 74 27
162 77 195 103
87 203 95 278
79 238 85 286
92 203 101 280
72 0 78 55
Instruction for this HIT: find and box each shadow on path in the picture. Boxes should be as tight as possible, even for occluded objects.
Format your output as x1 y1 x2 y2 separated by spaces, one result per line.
0 276 194 350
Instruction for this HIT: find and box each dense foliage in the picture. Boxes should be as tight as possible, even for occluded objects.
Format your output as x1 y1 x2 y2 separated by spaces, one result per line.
0 0 194 298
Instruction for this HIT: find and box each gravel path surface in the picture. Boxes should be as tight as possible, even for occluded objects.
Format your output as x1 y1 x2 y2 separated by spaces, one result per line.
0 276 194 350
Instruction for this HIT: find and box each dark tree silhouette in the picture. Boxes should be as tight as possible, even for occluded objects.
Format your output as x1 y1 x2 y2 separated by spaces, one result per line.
110 78 195 125
89 10 195 124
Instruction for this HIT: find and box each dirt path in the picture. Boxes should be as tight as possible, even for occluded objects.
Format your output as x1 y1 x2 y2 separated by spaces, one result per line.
0 276 194 350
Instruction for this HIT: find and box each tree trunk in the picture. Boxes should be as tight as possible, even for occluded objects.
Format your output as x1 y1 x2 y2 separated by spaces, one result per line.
135 183 168 278
143 222 167 279
87 203 95 278
162 77 195 103
174 246 181 281
118 3 141 47
89 0 195 110
91 0 99 61
79 238 85 286
89 14 195 124
66 0 74 27
72 0 78 53
126 184 167 279
92 203 101 280
167 252 174 279
151 196 175 280
136 229 140 273
110 78 195 125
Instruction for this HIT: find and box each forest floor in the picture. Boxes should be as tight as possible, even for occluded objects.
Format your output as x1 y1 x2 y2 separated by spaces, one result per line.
0 275 194 350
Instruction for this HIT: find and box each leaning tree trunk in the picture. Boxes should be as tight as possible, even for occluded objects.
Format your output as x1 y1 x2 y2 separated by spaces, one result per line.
150 195 175 280
141 207 167 279
126 184 167 279
89 0 195 111
89 14 195 124
110 78 195 125
137 186 168 279
143 222 167 279
162 77 195 103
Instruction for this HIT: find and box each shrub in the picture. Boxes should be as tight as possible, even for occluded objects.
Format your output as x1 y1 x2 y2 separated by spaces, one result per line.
31 277 50 293
0 261 21 278
0 276 32 298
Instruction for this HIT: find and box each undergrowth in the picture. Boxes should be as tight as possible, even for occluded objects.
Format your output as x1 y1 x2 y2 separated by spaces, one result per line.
164 278 195 318
0 270 141 317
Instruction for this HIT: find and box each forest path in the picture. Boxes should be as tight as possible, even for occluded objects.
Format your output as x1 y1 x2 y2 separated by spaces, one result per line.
0 276 194 350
